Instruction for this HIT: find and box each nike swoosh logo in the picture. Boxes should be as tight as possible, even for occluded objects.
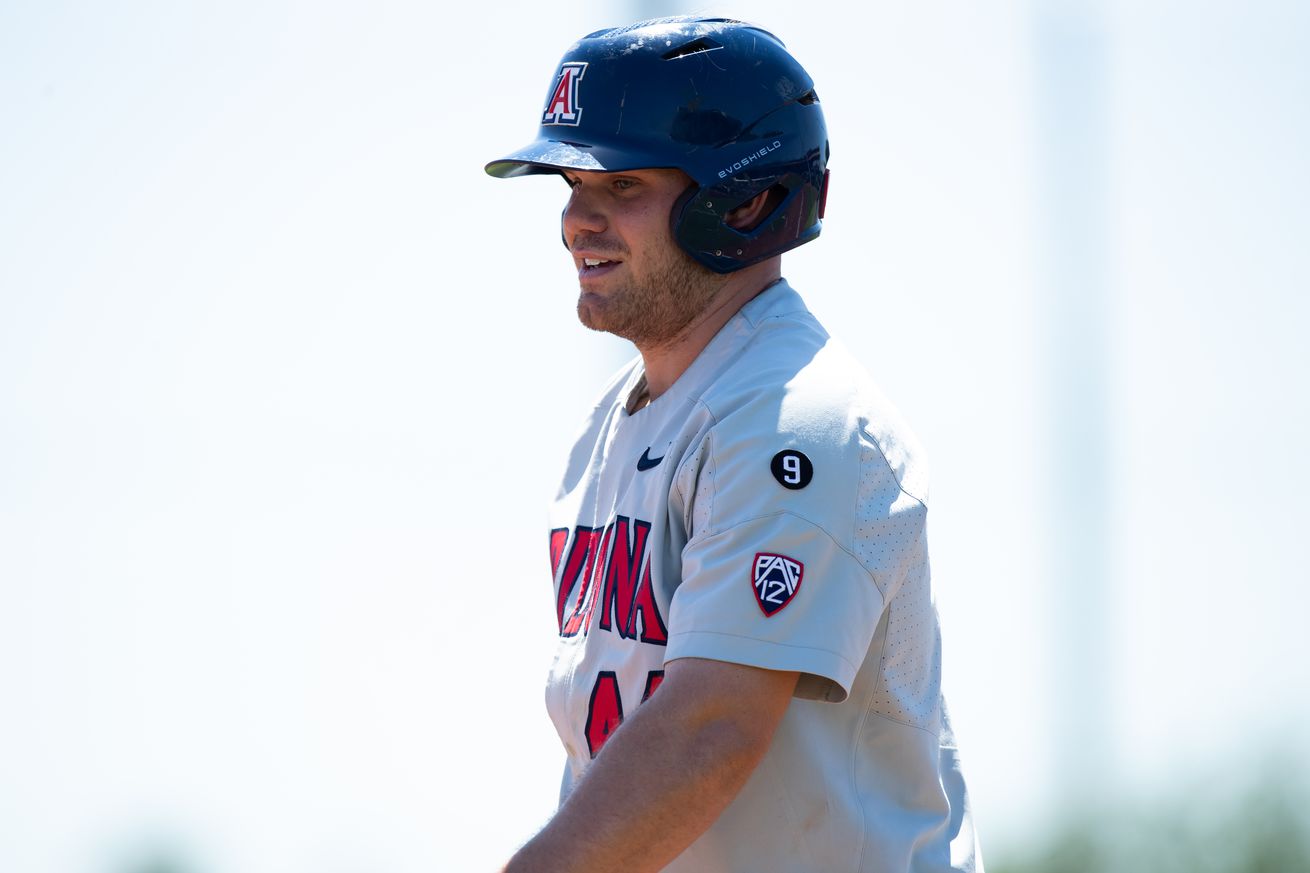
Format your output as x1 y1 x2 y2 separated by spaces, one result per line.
636 447 664 471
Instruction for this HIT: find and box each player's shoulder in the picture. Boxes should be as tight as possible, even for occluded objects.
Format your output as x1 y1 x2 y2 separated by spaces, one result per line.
702 286 835 412
697 283 929 503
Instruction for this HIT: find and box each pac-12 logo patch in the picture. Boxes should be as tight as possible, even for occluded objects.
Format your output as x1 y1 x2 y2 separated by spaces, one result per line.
543 61 587 126
752 553 804 617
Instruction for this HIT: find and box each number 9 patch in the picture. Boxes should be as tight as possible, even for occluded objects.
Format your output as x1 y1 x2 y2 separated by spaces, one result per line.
771 449 813 490
752 553 804 617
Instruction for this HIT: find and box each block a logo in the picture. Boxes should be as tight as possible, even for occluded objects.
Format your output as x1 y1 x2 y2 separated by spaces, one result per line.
543 61 588 126
752 553 804 617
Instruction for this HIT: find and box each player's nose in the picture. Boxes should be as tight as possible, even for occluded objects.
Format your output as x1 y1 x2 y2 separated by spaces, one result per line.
561 183 607 241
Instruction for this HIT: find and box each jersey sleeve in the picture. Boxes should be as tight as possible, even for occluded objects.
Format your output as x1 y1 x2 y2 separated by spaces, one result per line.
666 378 929 703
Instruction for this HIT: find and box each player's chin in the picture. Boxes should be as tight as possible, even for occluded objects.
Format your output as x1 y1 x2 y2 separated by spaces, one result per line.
576 294 609 331
576 294 636 338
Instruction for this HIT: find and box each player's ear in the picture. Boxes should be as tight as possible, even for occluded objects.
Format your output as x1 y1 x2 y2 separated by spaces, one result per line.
725 185 786 232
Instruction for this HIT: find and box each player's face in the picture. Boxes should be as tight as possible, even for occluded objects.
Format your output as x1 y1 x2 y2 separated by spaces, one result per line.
561 168 727 347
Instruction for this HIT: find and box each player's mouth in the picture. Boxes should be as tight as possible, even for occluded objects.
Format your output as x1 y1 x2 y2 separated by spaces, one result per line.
577 256 623 280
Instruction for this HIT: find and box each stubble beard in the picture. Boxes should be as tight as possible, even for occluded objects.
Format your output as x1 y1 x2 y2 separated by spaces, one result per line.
577 243 726 349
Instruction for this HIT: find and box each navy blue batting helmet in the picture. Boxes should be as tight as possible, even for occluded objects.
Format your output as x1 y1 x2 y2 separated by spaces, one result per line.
484 16 830 274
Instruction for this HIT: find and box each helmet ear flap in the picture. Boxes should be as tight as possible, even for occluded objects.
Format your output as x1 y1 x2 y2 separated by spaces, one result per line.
668 180 704 260
726 184 790 234
674 168 825 274
671 182 736 274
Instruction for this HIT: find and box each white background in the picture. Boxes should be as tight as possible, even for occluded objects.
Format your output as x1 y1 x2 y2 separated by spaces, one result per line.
2 1 1307 870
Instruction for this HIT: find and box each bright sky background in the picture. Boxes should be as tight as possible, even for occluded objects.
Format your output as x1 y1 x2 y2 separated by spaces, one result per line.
2 2 1307 871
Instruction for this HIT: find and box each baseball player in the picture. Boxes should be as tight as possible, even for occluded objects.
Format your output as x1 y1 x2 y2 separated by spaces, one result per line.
486 17 983 873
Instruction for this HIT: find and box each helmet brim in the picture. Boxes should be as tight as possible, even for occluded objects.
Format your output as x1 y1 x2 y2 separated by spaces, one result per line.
484 137 672 179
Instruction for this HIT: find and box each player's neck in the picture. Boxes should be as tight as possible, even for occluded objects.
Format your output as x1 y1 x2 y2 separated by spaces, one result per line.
636 261 782 402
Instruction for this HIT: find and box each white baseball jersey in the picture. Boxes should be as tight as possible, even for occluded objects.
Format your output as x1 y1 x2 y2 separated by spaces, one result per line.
544 280 982 872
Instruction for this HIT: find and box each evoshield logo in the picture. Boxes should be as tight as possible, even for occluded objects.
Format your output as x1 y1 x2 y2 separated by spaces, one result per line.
543 62 588 126
718 140 782 179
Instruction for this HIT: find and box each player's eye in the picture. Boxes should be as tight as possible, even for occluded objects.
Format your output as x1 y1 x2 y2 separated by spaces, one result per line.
612 178 637 191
